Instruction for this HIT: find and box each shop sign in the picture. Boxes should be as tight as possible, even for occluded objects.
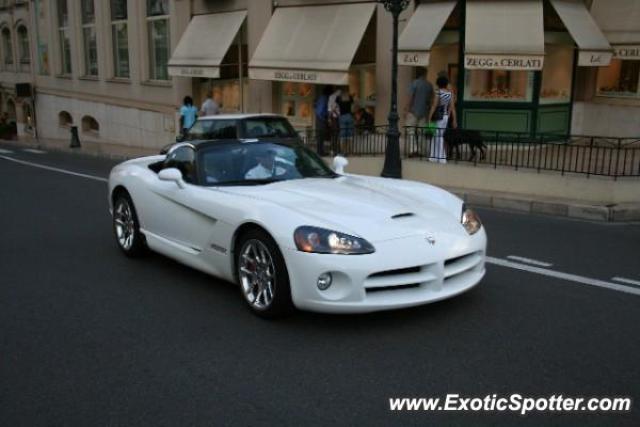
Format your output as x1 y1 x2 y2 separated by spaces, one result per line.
613 45 640 60
249 68 349 85
577 51 613 67
168 66 220 79
464 54 544 70
398 51 430 66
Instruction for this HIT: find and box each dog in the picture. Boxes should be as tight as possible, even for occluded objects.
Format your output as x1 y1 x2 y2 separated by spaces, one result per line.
444 128 487 161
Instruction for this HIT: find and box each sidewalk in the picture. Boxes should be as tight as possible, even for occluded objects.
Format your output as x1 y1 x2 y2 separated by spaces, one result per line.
2 137 639 222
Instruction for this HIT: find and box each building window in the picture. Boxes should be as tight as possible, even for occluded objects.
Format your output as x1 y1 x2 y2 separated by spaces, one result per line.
111 0 129 78
58 110 73 127
81 115 99 133
57 0 71 75
146 0 170 80
16 25 29 72
464 70 534 103
81 0 98 76
597 59 640 98
1 27 13 68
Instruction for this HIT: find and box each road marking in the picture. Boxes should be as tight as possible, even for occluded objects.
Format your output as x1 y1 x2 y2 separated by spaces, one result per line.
612 277 640 288
0 155 107 183
0 148 13 154
487 256 640 297
506 255 553 268
22 148 47 154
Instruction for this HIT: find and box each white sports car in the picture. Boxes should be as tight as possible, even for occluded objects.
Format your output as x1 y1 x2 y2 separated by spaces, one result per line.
108 127 486 317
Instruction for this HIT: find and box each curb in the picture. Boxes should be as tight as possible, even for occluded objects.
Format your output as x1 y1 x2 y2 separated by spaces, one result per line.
455 189 640 223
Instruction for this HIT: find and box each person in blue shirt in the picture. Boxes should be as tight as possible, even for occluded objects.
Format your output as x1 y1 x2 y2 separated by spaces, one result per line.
179 96 198 138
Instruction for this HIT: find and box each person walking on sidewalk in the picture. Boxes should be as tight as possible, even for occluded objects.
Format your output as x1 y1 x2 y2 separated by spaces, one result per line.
314 86 332 156
405 68 434 156
179 96 198 138
200 91 220 116
429 76 457 164
336 89 355 154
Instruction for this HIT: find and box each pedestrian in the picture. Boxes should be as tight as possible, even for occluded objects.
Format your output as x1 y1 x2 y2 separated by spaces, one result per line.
336 89 355 154
405 68 434 156
314 86 332 156
179 96 198 138
200 91 220 116
429 75 457 164
355 107 374 133
327 87 341 154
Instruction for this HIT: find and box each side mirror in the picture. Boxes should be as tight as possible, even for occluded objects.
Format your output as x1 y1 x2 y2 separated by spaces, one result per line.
158 168 185 188
333 155 349 174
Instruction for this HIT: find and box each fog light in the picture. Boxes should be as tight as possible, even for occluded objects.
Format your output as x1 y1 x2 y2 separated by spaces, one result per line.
317 273 333 290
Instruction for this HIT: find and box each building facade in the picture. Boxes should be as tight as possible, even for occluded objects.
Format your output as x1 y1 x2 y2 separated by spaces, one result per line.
0 0 638 150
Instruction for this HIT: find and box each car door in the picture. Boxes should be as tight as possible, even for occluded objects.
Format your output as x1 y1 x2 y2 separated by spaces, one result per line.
145 145 218 254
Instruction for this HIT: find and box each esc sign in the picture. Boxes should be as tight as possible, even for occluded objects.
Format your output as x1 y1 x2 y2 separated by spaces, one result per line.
398 51 429 66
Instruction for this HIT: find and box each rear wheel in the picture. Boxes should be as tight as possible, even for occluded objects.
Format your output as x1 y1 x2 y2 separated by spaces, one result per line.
113 193 146 257
236 229 293 318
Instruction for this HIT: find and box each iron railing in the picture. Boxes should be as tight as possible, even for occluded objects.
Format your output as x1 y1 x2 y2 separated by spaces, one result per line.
296 126 640 178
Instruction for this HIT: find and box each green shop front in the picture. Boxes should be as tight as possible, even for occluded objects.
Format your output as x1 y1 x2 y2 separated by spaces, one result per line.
399 0 614 136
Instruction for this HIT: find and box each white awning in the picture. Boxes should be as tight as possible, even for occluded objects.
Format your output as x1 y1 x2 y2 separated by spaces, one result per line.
248 3 376 85
465 0 545 71
549 0 613 66
398 1 457 66
168 11 247 78
591 0 640 60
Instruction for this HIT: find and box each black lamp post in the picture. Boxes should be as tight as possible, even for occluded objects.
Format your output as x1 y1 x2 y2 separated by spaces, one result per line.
379 0 409 179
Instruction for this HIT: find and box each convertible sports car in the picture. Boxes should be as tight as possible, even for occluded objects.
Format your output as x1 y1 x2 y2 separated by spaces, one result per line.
108 133 487 317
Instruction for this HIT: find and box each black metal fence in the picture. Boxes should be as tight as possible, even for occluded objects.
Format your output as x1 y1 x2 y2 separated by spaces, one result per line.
296 126 640 178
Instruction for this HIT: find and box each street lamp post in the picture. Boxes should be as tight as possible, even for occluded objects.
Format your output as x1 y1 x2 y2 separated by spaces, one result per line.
379 0 409 179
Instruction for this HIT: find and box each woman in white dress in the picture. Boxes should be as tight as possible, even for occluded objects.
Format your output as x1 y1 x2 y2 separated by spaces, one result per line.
429 76 457 164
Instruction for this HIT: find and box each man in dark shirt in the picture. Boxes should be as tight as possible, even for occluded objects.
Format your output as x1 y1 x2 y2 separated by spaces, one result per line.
314 86 333 156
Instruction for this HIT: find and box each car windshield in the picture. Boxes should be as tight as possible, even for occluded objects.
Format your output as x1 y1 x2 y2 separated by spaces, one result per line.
241 117 297 139
198 141 337 186
187 119 237 140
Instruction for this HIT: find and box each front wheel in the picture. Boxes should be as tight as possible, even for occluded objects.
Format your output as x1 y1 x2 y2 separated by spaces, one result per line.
113 193 146 257
236 230 293 318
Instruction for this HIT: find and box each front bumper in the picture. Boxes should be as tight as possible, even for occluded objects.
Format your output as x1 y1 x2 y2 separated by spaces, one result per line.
283 229 487 313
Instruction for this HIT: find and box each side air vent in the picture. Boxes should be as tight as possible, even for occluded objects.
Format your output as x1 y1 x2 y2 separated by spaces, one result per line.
391 212 415 219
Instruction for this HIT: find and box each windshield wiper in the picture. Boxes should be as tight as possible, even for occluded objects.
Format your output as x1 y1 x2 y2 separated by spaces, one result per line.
215 178 282 186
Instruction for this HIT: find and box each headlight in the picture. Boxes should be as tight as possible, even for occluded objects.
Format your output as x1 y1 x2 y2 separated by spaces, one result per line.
294 226 375 255
461 205 482 235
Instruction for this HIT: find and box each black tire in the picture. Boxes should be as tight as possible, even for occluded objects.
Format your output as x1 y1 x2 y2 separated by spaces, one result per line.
112 193 147 257
236 229 293 318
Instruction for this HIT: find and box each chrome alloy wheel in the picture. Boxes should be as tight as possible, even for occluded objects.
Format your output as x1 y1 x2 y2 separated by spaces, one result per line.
114 199 135 251
239 239 276 310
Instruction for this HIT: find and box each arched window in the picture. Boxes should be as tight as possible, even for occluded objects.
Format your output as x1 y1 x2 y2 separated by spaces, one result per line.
16 25 29 72
1 27 13 67
6 99 16 121
58 111 73 127
81 115 99 134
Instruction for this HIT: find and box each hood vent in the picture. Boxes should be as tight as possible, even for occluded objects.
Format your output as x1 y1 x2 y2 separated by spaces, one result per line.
391 212 415 219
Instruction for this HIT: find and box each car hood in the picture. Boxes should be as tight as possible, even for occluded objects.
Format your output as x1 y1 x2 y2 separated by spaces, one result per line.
222 176 464 242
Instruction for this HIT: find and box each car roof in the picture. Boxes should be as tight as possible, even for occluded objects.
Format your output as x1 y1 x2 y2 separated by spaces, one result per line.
197 113 285 121
168 138 301 152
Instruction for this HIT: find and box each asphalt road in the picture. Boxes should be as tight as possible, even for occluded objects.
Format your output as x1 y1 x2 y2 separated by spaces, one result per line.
1 144 639 426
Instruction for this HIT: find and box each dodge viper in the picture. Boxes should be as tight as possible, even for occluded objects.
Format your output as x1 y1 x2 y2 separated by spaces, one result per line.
108 132 486 317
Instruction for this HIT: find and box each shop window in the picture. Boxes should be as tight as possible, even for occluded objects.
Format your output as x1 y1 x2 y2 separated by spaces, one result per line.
279 82 314 128
111 0 129 78
1 26 12 67
81 0 98 76
349 65 376 117
540 44 574 104
596 59 640 98
81 116 99 134
464 70 534 103
57 0 71 75
16 25 29 72
147 0 170 81
58 111 73 127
